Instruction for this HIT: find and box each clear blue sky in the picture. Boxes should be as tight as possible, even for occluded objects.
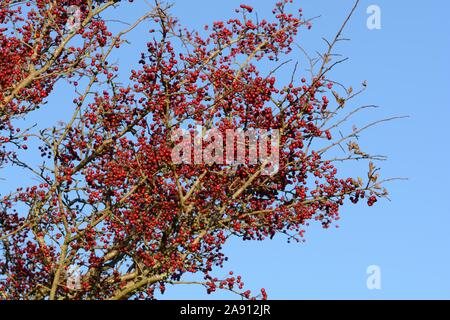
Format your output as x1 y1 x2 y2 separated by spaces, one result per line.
2 0 449 300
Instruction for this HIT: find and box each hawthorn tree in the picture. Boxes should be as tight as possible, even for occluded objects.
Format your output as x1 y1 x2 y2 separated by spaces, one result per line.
0 0 399 300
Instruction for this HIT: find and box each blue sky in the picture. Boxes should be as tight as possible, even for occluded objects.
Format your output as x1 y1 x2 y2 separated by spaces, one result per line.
2 0 450 299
